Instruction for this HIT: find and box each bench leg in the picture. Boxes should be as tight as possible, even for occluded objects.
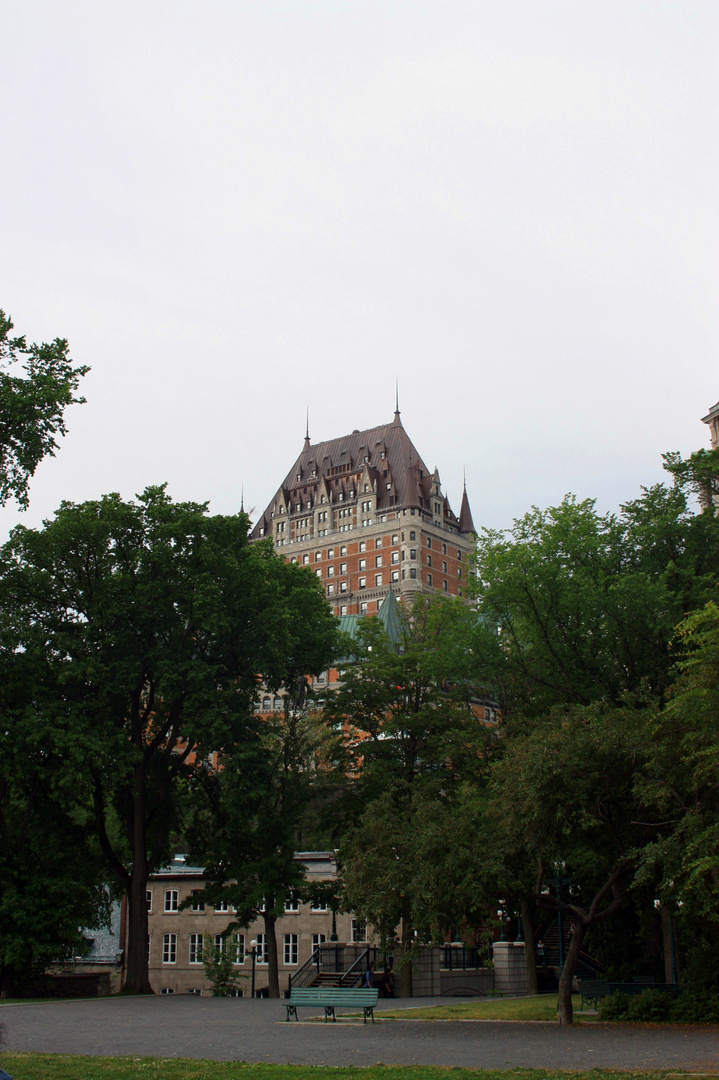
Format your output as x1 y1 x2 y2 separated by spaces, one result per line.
324 1006 336 1023
364 1006 374 1024
286 1005 298 1022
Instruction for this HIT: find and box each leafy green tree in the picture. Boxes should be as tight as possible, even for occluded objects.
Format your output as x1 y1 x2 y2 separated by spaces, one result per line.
488 703 651 1024
0 310 88 509
191 683 340 999
471 484 719 721
201 937 247 997
0 486 337 994
0 642 108 996
325 595 495 994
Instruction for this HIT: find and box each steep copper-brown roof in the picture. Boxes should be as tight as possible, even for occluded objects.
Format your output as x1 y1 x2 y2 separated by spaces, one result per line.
251 413 462 538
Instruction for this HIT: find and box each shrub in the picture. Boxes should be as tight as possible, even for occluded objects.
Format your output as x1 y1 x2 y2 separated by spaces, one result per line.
625 988 674 1022
670 991 719 1023
597 991 631 1020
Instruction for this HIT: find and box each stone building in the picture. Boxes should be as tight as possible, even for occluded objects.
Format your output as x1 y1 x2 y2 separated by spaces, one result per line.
146 852 374 996
250 407 476 617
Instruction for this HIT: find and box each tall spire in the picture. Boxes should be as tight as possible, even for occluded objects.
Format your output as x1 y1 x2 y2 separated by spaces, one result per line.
459 471 476 534
304 408 310 450
393 380 401 425
240 485 245 514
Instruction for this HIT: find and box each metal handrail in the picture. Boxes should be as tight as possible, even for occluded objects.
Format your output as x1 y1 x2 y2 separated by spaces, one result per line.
339 946 379 987
288 946 321 992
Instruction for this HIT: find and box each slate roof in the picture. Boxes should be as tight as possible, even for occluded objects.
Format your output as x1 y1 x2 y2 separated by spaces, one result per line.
251 412 474 540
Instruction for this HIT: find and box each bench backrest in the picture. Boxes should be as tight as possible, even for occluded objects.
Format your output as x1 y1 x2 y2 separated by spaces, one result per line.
290 988 378 1006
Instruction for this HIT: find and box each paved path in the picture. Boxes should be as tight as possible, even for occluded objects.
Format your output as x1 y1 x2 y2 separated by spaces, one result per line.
2 996 718 1072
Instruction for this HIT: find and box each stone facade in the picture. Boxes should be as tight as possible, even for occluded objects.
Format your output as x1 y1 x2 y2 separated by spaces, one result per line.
146 853 376 997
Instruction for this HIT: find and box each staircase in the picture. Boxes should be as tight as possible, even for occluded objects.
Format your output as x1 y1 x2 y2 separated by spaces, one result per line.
536 917 604 979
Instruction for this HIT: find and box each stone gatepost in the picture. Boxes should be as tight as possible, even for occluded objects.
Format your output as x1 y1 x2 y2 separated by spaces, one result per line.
492 941 528 996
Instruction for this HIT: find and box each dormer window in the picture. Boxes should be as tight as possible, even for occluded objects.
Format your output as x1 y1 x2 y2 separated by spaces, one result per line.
297 473 301 481
321 495 326 504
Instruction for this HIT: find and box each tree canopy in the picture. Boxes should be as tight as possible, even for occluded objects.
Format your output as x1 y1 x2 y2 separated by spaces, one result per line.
0 310 88 509
0 486 339 993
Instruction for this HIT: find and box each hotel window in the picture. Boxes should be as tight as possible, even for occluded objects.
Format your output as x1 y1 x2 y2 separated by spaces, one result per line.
359 559 366 570
164 890 179 913
442 543 447 554
457 550 462 560
315 568 322 577
146 890 152 912
302 554 309 564
427 573 433 586
410 568 417 579
360 602 368 615
392 534 399 543
375 555 382 567
358 577 366 589
375 574 382 586
328 548 334 558
340 605 348 616
427 555 432 567
442 561 447 573
315 551 321 560
391 570 399 583
191 890 205 912
443 580 448 592
339 581 347 592
327 565 334 576
283 934 299 965
189 934 203 964
427 537 432 549
284 896 300 912
162 933 177 963
262 696 271 711
339 562 347 574
359 541 366 552
327 584 335 596
351 919 367 943
340 546 347 556
391 551 399 564
410 531 416 541
457 568 462 578
273 696 281 710
409 549 417 560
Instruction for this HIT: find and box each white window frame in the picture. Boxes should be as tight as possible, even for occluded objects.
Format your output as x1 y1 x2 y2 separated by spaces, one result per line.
163 933 177 963
189 933 203 964
256 933 269 964
233 933 245 965
164 890 179 913
283 933 299 966
351 919 367 943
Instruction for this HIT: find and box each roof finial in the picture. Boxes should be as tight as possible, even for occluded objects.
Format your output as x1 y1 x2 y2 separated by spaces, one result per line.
304 408 310 449
393 380 401 424
463 466 467 491
240 484 245 513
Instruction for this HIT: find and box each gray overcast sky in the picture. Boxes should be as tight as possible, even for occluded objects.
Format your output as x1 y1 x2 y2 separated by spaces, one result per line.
2 0 717 538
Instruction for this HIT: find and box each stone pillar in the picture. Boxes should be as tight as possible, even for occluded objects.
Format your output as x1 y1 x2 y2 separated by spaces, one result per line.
493 942 528 996
410 947 441 996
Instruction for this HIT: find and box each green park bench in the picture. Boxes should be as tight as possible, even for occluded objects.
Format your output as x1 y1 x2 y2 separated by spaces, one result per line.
577 980 612 1010
285 987 379 1023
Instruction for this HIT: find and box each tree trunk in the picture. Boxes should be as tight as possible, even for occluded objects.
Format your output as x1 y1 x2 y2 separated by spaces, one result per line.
520 897 538 995
122 866 153 994
265 911 280 998
557 920 585 1026
399 917 413 998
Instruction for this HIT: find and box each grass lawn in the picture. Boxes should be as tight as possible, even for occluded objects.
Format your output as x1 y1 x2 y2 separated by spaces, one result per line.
1 1058 711 1080
378 996 588 1022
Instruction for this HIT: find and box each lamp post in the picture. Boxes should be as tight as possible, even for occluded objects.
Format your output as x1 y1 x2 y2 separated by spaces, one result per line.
497 899 507 942
249 939 258 998
654 887 681 985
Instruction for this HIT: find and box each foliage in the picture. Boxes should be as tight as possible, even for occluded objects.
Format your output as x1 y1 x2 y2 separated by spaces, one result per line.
0 486 338 993
470 483 719 720
201 939 246 997
325 595 496 984
0 608 108 995
596 992 631 1020
670 989 719 1023
0 309 88 509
